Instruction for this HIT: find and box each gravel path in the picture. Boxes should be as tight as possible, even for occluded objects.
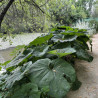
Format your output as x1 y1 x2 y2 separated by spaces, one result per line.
67 34 98 98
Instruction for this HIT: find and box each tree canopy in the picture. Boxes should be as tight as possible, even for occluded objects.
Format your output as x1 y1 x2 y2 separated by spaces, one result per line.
0 0 96 33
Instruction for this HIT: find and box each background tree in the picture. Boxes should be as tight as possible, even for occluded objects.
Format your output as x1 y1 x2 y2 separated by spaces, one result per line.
92 0 98 17
0 0 96 34
0 0 51 33
0 0 15 28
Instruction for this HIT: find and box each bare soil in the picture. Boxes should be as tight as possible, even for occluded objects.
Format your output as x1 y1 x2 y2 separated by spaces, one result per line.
0 47 15 62
67 34 98 98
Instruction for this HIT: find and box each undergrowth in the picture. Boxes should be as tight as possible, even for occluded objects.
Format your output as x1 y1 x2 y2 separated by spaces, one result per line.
0 26 93 98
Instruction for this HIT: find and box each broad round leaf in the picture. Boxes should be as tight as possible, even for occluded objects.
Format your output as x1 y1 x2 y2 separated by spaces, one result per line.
29 58 76 98
76 49 93 62
28 33 53 47
33 45 49 57
9 83 40 98
51 34 77 43
5 50 33 70
48 48 76 57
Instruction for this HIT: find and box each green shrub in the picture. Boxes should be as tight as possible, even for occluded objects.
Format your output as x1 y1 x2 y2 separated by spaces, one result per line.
0 26 93 98
89 20 98 31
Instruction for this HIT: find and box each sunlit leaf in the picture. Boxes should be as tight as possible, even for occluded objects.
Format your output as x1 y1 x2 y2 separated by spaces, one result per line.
48 48 76 57
28 33 53 47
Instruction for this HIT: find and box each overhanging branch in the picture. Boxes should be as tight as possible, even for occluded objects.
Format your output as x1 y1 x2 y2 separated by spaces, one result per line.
0 0 15 29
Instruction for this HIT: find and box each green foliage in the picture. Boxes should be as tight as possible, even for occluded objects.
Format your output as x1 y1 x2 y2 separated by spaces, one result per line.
0 26 93 98
48 48 76 57
0 0 96 34
47 0 95 25
89 19 98 31
28 33 53 47
0 0 51 33
10 45 25 56
29 58 76 98
0 67 1 71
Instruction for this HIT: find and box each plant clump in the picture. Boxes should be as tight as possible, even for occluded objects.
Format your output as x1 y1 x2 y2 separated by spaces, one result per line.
0 26 93 98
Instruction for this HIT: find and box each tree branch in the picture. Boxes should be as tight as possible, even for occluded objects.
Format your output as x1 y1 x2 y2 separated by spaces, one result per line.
0 0 15 29
39 0 50 7
24 0 51 18
32 0 51 18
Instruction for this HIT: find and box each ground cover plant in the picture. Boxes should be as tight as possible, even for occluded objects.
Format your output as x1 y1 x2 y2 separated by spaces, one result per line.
0 26 93 98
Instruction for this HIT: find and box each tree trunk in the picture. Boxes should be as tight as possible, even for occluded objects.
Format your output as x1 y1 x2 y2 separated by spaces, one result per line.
0 0 15 29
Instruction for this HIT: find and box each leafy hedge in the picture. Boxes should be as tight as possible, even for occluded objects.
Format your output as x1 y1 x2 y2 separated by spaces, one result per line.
0 26 93 98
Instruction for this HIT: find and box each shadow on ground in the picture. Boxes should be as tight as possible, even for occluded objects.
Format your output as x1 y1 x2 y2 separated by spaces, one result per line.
67 34 98 98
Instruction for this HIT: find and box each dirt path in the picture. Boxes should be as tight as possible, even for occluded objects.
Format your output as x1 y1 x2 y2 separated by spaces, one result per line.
0 47 15 62
67 34 98 98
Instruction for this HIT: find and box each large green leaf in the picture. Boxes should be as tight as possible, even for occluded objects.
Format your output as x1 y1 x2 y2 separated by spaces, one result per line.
77 36 90 43
3 62 32 89
61 31 86 36
57 26 73 30
5 50 33 70
51 34 77 43
76 49 93 62
29 58 76 98
28 33 53 47
4 67 23 89
48 48 76 57
51 42 71 49
0 68 22 90
72 40 93 62
51 26 73 31
33 45 49 57
73 40 88 50
0 61 41 98
9 83 40 98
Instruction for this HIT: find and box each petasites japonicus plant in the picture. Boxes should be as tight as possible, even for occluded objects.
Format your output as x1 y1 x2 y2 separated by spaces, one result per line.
0 26 93 98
